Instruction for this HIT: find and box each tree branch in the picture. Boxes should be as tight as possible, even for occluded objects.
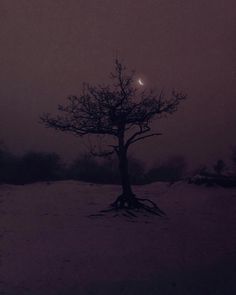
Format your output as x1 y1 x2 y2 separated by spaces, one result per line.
127 132 162 146
125 125 150 148
40 59 186 158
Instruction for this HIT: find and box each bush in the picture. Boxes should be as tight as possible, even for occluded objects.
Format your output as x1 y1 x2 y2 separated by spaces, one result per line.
0 147 19 183
146 155 187 183
69 154 108 183
18 151 63 183
0 149 64 184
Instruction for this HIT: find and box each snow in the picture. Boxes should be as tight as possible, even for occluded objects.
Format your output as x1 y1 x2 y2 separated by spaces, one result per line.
1 181 236 294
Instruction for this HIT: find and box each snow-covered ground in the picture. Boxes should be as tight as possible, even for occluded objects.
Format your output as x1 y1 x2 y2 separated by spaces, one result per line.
1 181 236 294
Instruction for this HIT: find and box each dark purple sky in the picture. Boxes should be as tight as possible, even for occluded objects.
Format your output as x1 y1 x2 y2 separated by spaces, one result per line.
0 0 236 168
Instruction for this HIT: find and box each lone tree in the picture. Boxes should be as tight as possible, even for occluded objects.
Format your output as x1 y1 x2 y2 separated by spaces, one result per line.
41 60 186 216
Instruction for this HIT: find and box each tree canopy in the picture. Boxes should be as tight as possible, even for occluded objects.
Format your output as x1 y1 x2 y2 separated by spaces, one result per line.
41 59 186 216
41 60 186 156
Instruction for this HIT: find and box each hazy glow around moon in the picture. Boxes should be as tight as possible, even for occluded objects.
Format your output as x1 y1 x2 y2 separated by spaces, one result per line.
138 78 144 86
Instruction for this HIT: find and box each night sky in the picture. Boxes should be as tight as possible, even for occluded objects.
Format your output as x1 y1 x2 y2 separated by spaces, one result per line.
0 0 236 169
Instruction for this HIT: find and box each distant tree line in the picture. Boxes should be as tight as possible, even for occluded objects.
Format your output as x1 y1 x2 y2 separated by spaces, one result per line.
69 154 187 184
1 145 236 186
0 148 64 184
0 146 187 185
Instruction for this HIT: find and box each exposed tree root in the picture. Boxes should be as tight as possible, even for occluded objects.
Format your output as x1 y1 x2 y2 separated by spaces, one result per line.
100 194 166 217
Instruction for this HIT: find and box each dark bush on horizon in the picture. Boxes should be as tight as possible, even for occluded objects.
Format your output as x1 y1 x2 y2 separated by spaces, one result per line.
0 149 64 184
69 154 112 184
18 152 64 183
0 147 19 184
128 157 147 184
146 155 187 183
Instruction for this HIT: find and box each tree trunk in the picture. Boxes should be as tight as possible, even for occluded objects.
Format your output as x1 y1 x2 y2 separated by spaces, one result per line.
111 133 137 209
109 137 165 215
118 147 133 197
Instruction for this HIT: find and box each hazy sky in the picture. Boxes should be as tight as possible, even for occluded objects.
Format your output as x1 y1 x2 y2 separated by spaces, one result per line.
0 0 236 168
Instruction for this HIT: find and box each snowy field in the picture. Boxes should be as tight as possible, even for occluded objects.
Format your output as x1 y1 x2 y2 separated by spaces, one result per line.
1 181 236 294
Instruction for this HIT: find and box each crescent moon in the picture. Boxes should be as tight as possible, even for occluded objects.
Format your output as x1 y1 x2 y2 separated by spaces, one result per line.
138 78 144 86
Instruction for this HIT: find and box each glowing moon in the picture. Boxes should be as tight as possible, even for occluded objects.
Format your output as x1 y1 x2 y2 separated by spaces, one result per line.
138 78 144 86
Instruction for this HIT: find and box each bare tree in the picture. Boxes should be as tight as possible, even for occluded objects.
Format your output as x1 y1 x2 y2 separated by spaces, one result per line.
40 60 186 216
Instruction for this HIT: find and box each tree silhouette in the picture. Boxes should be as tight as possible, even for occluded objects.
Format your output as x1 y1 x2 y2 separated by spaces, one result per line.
41 60 186 216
